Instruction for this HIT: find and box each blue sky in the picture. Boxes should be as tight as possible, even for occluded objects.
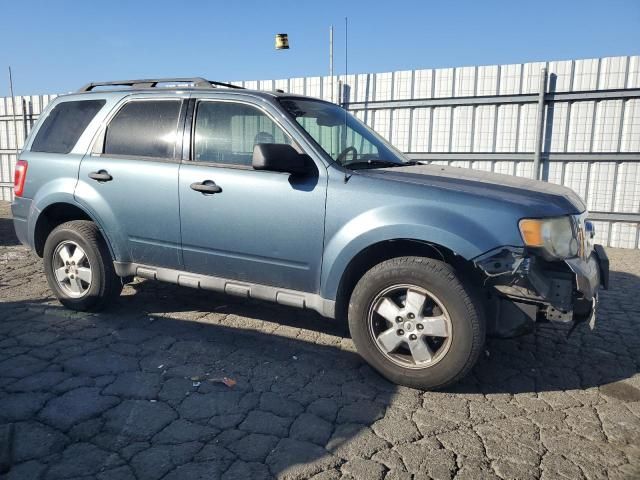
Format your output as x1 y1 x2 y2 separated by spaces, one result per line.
1 0 639 95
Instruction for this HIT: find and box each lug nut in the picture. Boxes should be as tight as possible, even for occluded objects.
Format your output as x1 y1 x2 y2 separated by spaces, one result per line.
397 329 404 336
409 334 417 340
65 269 69 274
417 324 424 330
407 313 415 319
396 316 403 323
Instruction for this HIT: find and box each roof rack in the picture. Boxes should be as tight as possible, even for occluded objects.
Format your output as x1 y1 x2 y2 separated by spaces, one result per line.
78 77 244 92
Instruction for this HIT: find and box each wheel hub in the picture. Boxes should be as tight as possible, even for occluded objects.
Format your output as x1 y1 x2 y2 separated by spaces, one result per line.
52 241 92 298
368 284 453 369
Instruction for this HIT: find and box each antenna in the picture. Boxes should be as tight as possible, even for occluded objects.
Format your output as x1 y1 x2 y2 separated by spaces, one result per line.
343 17 351 183
344 17 349 119
329 25 334 103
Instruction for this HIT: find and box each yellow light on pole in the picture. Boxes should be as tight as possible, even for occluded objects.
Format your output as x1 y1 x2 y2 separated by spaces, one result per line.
275 33 289 50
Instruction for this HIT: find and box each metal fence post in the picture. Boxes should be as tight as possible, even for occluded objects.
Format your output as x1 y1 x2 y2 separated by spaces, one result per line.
532 67 547 180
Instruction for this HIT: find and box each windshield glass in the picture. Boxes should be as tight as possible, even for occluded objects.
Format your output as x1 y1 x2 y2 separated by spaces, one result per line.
279 98 409 169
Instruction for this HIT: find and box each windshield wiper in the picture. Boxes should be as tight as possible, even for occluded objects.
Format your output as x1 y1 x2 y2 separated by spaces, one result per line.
343 159 405 170
343 159 420 170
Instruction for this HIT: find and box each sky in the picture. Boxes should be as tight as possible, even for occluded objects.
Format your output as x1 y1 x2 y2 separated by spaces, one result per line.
1 0 639 95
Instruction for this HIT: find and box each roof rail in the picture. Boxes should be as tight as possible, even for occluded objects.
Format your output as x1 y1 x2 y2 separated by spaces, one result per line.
77 77 244 92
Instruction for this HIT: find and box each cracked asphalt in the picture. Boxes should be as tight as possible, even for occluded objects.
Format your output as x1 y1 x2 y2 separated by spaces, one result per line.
0 201 639 480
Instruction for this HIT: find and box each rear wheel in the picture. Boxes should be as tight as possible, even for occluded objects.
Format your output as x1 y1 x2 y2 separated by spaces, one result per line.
348 256 485 390
43 220 122 311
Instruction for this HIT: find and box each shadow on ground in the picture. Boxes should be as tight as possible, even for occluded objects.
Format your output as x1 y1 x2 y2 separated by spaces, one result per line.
0 217 21 247
1 263 639 478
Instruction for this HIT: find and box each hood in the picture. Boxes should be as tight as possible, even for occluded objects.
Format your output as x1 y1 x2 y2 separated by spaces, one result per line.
360 164 586 216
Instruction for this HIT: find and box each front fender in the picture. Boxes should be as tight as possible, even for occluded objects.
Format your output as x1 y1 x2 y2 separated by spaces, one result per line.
320 204 521 300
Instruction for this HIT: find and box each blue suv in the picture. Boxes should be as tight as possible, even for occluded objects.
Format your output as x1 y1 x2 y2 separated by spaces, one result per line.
11 78 608 389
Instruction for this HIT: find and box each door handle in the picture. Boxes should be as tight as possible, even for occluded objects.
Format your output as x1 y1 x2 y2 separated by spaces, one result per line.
88 170 113 182
190 180 222 194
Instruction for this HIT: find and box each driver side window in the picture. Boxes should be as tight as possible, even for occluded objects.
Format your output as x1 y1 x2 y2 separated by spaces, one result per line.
194 101 291 166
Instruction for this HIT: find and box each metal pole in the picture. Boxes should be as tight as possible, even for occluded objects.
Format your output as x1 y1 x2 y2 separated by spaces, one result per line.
329 26 334 103
532 67 547 180
8 67 20 158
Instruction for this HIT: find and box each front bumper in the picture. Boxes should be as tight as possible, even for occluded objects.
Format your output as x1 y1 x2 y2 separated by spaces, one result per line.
565 244 609 300
476 245 609 337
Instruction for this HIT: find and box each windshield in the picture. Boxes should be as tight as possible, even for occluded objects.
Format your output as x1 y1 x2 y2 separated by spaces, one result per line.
279 98 409 169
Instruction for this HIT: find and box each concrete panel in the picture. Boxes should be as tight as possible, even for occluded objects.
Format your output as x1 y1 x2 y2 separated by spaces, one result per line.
434 68 454 98
621 99 640 152
548 60 574 92
547 102 569 152
391 109 411 151
413 69 433 99
431 107 451 152
393 71 412 100
473 105 495 152
476 65 499 95
567 101 595 152
451 106 473 152
517 103 537 152
598 56 628 90
587 162 616 211
495 104 518 152
410 108 431 151
375 72 393 101
592 100 623 152
454 66 475 97
610 222 638 248
572 58 599 91
499 64 522 95
613 162 640 213
522 62 546 94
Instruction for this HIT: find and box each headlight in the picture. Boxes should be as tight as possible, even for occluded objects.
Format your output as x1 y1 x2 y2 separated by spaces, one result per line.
519 216 578 259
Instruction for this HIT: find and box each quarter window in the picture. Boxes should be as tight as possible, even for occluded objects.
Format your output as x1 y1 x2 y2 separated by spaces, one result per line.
104 100 181 159
193 102 291 166
31 100 105 154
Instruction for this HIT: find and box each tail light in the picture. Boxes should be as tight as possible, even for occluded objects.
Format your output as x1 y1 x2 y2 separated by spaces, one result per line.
14 160 28 197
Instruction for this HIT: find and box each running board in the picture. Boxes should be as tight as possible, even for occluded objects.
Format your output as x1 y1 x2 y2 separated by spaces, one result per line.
113 262 336 318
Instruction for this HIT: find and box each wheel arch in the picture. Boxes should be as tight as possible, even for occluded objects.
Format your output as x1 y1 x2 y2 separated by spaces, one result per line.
332 238 481 322
32 201 116 260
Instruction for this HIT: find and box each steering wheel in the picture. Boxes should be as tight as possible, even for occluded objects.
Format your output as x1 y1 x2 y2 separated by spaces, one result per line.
337 146 358 164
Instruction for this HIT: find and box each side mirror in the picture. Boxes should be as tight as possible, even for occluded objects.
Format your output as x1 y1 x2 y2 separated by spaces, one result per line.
252 143 311 175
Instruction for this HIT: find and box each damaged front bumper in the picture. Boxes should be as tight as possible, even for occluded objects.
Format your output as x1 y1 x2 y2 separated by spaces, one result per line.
474 244 609 337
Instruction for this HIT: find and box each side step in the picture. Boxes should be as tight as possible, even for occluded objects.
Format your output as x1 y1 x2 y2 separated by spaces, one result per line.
113 262 335 318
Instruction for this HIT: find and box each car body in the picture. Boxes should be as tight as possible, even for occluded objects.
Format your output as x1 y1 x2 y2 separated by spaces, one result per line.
11 78 609 389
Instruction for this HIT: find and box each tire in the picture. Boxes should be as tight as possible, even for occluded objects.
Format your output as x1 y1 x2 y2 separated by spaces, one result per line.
348 256 485 390
43 220 122 312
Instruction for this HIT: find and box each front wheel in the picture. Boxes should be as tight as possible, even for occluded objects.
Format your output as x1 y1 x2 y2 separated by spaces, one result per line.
43 220 122 312
348 256 485 390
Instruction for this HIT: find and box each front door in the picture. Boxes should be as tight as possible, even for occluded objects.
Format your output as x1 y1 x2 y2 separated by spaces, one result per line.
178 98 327 293
76 96 186 269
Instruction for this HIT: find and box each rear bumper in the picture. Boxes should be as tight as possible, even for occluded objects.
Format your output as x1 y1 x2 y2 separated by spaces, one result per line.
10 197 32 247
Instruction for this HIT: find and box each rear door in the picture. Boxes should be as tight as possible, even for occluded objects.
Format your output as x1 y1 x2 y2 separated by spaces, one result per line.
75 94 187 269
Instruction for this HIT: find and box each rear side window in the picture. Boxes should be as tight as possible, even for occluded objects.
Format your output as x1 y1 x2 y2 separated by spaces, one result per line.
31 100 105 154
104 100 181 159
